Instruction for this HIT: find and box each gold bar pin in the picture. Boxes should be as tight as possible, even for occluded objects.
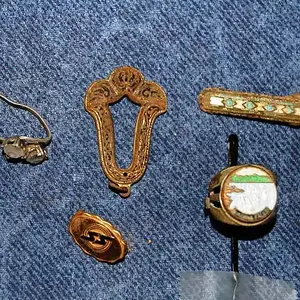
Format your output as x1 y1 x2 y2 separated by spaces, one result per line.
199 88 300 126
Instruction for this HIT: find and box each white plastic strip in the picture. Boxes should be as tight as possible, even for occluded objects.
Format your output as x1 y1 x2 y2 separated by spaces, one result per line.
180 271 297 300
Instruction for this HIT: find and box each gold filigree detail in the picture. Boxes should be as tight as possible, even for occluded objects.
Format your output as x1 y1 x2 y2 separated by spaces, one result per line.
199 88 300 126
85 66 168 197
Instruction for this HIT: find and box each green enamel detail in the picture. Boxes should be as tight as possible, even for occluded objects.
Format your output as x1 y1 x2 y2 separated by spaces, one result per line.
245 101 256 110
265 104 276 112
284 106 294 114
226 98 235 107
232 174 273 183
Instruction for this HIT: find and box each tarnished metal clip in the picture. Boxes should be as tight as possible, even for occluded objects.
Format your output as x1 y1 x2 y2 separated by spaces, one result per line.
199 88 300 126
85 66 168 197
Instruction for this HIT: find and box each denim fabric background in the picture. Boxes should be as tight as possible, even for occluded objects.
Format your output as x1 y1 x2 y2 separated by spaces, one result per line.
0 1 299 299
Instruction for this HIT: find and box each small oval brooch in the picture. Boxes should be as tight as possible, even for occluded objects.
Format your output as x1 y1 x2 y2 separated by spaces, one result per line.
69 210 128 264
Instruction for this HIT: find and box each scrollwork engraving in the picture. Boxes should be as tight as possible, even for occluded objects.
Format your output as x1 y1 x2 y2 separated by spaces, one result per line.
85 66 167 197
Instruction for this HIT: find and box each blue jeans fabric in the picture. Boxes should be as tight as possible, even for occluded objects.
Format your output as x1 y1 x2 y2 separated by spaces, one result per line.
0 1 299 299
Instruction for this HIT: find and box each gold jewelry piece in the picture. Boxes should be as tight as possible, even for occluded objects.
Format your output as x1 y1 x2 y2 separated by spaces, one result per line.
207 135 278 273
206 135 278 227
69 210 128 264
199 87 300 126
206 164 278 227
0 93 52 164
85 66 168 197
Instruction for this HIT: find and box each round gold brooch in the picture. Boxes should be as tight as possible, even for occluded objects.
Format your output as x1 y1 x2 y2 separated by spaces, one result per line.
206 164 278 227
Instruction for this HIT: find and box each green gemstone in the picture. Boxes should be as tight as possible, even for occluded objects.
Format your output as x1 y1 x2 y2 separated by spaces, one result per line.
265 104 275 112
226 98 235 107
285 106 294 114
246 102 255 110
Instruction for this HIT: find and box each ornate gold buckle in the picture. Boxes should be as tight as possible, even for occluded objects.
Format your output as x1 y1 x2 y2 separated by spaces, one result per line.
85 66 168 197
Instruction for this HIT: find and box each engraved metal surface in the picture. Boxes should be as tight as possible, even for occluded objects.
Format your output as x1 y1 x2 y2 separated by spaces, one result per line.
69 210 128 264
199 88 300 126
85 66 168 197
207 164 278 227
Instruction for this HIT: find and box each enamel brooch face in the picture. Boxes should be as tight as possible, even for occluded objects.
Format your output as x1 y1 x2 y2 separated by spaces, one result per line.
199 88 300 126
206 165 278 226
